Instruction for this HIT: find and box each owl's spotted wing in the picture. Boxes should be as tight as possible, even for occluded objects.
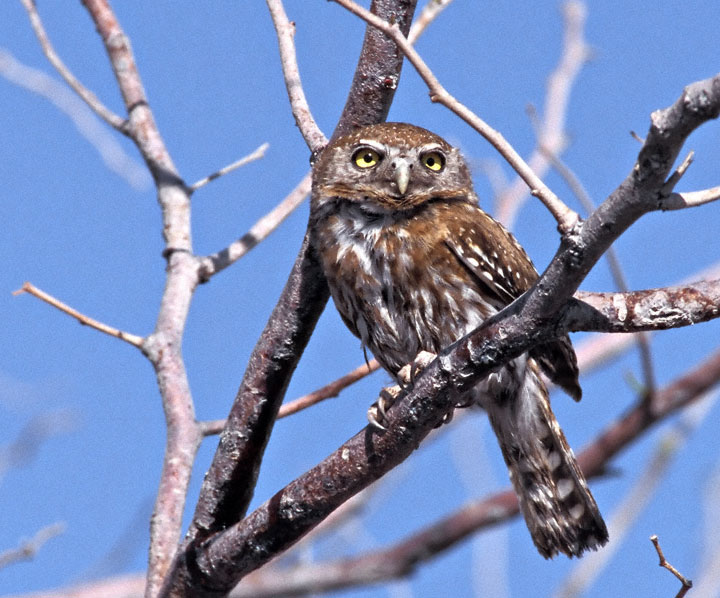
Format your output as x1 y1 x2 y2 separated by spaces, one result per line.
443 207 536 307
444 205 581 400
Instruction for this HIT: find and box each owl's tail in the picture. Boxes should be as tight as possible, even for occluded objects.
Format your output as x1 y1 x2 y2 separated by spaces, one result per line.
483 358 608 558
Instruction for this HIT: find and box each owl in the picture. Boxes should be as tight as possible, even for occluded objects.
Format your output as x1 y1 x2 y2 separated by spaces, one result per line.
309 122 608 558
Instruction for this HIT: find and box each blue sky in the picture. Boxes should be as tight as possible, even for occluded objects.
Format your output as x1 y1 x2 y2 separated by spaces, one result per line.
2 2 719 597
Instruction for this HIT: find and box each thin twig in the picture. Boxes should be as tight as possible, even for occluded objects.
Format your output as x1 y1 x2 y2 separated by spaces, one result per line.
661 186 720 211
541 146 657 395
495 0 591 227
189 143 270 192
13 282 144 348
18 0 125 131
266 0 327 150
278 359 380 418
630 130 645 144
198 171 312 279
661 150 695 195
0 523 66 570
197 360 381 436
650 535 693 598
332 0 580 234
407 0 454 44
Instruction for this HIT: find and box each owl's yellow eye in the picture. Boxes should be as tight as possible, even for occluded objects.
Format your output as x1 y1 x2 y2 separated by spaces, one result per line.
421 151 445 171
352 148 382 169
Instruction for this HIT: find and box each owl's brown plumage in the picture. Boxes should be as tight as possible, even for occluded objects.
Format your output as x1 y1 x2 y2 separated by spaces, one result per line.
310 122 608 558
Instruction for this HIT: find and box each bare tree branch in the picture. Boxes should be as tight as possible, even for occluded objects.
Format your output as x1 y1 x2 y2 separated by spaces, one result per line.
75 2 202 594
18 0 125 131
407 0 454 44
650 535 693 598
197 172 312 280
13 282 144 348
266 0 327 150
189 143 270 192
278 360 380 418
205 344 720 597
661 186 720 210
197 359 380 437
571 280 720 333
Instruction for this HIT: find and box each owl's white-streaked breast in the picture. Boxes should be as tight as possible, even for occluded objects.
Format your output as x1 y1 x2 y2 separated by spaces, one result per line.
313 200 497 375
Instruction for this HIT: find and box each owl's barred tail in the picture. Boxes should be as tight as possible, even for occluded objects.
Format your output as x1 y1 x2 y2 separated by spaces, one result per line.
484 359 608 558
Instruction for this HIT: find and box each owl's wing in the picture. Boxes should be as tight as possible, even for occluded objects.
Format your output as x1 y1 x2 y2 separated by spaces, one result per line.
444 206 581 400
443 208 537 307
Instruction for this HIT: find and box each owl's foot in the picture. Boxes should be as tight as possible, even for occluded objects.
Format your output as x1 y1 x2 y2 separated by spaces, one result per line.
367 351 437 431
367 384 401 431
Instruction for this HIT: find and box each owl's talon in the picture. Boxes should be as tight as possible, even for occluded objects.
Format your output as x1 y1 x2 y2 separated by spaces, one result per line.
367 405 387 431
367 385 401 431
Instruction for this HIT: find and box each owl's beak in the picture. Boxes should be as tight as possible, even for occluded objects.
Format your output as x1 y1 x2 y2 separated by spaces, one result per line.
393 160 411 195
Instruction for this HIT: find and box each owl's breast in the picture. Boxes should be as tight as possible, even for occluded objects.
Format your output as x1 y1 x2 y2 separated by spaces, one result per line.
313 204 497 375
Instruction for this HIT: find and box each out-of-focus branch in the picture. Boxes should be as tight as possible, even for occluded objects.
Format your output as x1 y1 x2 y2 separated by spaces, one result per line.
694 461 720 598
18 0 125 131
407 0 454 44
189 143 269 192
0 48 151 190
197 172 312 280
332 0 581 234
0 523 66 571
13 282 144 348
0 574 146 598
266 0 327 150
0 410 77 483
495 1 591 227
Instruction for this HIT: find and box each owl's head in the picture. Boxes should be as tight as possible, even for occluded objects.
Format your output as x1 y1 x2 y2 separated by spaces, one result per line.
312 122 475 213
